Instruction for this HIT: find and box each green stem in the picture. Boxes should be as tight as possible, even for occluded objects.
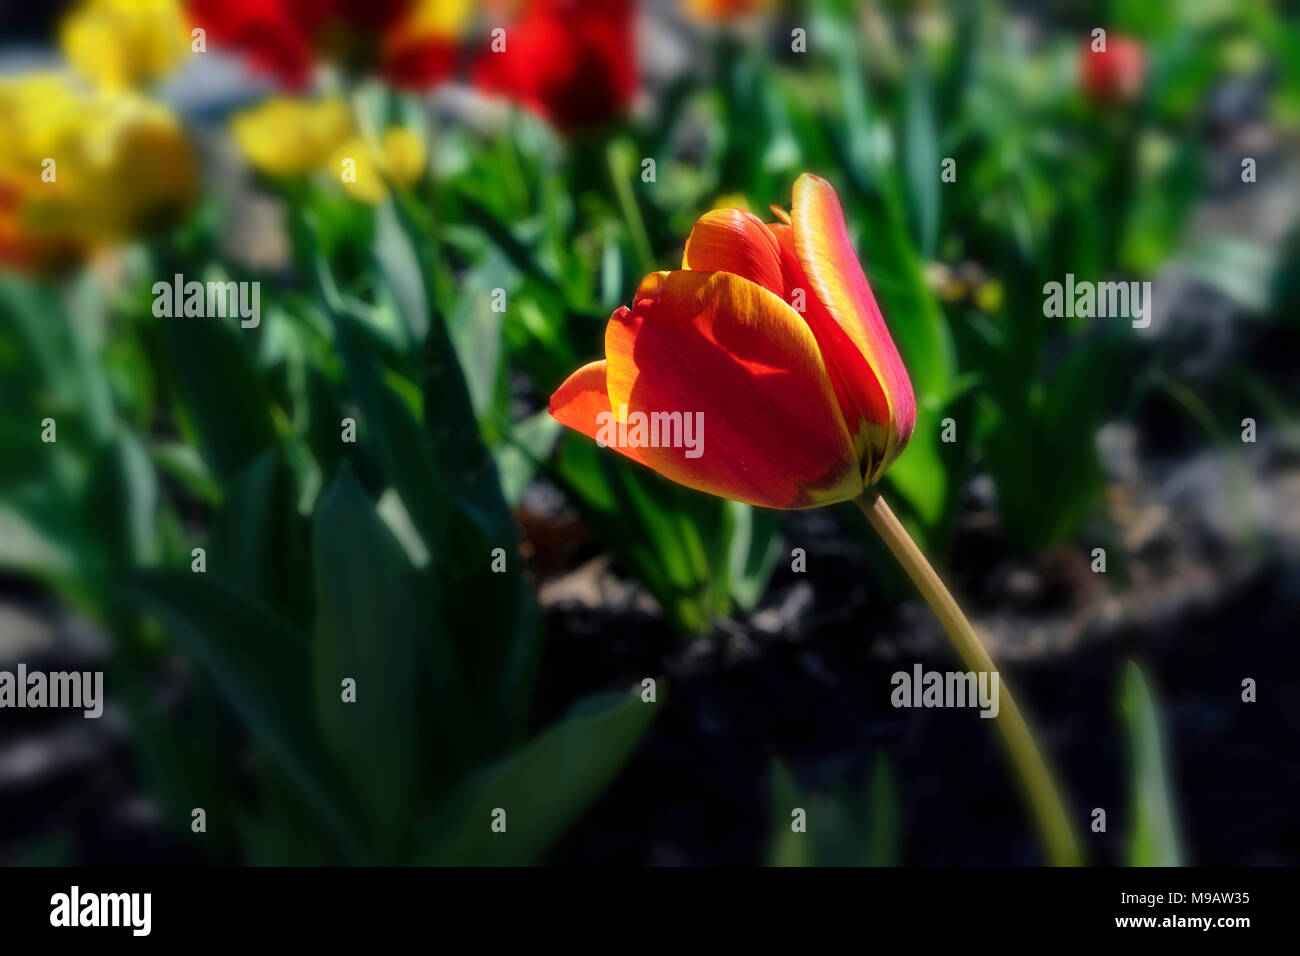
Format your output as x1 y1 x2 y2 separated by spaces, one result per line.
604 137 655 275
855 487 1082 866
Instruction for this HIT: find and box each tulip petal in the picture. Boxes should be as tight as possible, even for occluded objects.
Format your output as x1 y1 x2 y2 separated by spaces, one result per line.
682 207 785 296
768 220 890 472
548 354 648 466
602 270 862 509
791 174 916 476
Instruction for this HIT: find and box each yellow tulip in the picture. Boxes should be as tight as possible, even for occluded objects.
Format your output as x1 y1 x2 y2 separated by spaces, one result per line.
0 74 84 176
60 0 191 91
379 127 427 190
0 74 196 271
231 97 355 178
334 127 427 204
392 0 474 39
77 94 198 240
333 138 388 204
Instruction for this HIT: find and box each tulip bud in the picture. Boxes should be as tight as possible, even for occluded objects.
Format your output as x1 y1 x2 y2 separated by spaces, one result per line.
1081 34 1145 106
551 174 915 509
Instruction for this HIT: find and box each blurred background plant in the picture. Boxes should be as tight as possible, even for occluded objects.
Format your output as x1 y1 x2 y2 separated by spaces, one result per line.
1 0 1297 865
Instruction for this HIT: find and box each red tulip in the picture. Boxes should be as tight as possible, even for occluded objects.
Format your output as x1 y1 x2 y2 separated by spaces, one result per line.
187 0 457 90
553 174 1081 868
472 0 637 132
1080 34 1145 105
550 173 915 509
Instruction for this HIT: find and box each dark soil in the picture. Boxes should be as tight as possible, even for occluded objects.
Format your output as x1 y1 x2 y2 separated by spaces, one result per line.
535 481 1300 866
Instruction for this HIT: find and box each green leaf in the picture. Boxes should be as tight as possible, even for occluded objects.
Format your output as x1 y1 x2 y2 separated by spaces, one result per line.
767 755 901 866
423 309 541 742
903 61 941 259
1170 236 1277 315
0 505 80 579
333 313 448 555
858 209 957 534
1122 661 1184 866
421 310 511 540
117 570 367 862
419 689 658 865
65 272 116 442
208 450 310 628
885 404 950 531
981 331 1127 550
445 250 513 418
150 441 222 506
374 198 429 348
0 278 78 406
727 501 783 612
455 190 566 298
156 315 277 484
105 656 239 857
1120 135 1203 274
494 408 562 506
312 467 425 856
551 439 726 634
82 431 159 568
767 762 812 867
863 754 902 867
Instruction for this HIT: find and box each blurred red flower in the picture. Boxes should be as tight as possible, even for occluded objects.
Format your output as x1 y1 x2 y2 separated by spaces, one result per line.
472 0 637 133
1081 34 1145 105
187 0 458 90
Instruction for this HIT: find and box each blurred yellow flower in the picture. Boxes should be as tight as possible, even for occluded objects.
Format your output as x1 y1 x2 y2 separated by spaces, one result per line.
0 75 83 176
60 0 191 91
231 95 425 203
392 0 474 39
81 95 198 236
232 98 355 178
379 128 427 190
0 73 196 271
333 138 386 204
710 193 752 213
333 127 428 204
975 279 1004 314
683 0 778 20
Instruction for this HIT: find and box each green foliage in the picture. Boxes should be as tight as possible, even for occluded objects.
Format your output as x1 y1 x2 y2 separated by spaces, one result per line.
420 691 657 865
0 184 657 864
768 757 902 867
1121 662 1184 867
549 436 781 634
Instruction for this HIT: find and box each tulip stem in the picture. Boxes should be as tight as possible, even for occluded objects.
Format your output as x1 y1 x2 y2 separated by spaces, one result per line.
854 487 1082 866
